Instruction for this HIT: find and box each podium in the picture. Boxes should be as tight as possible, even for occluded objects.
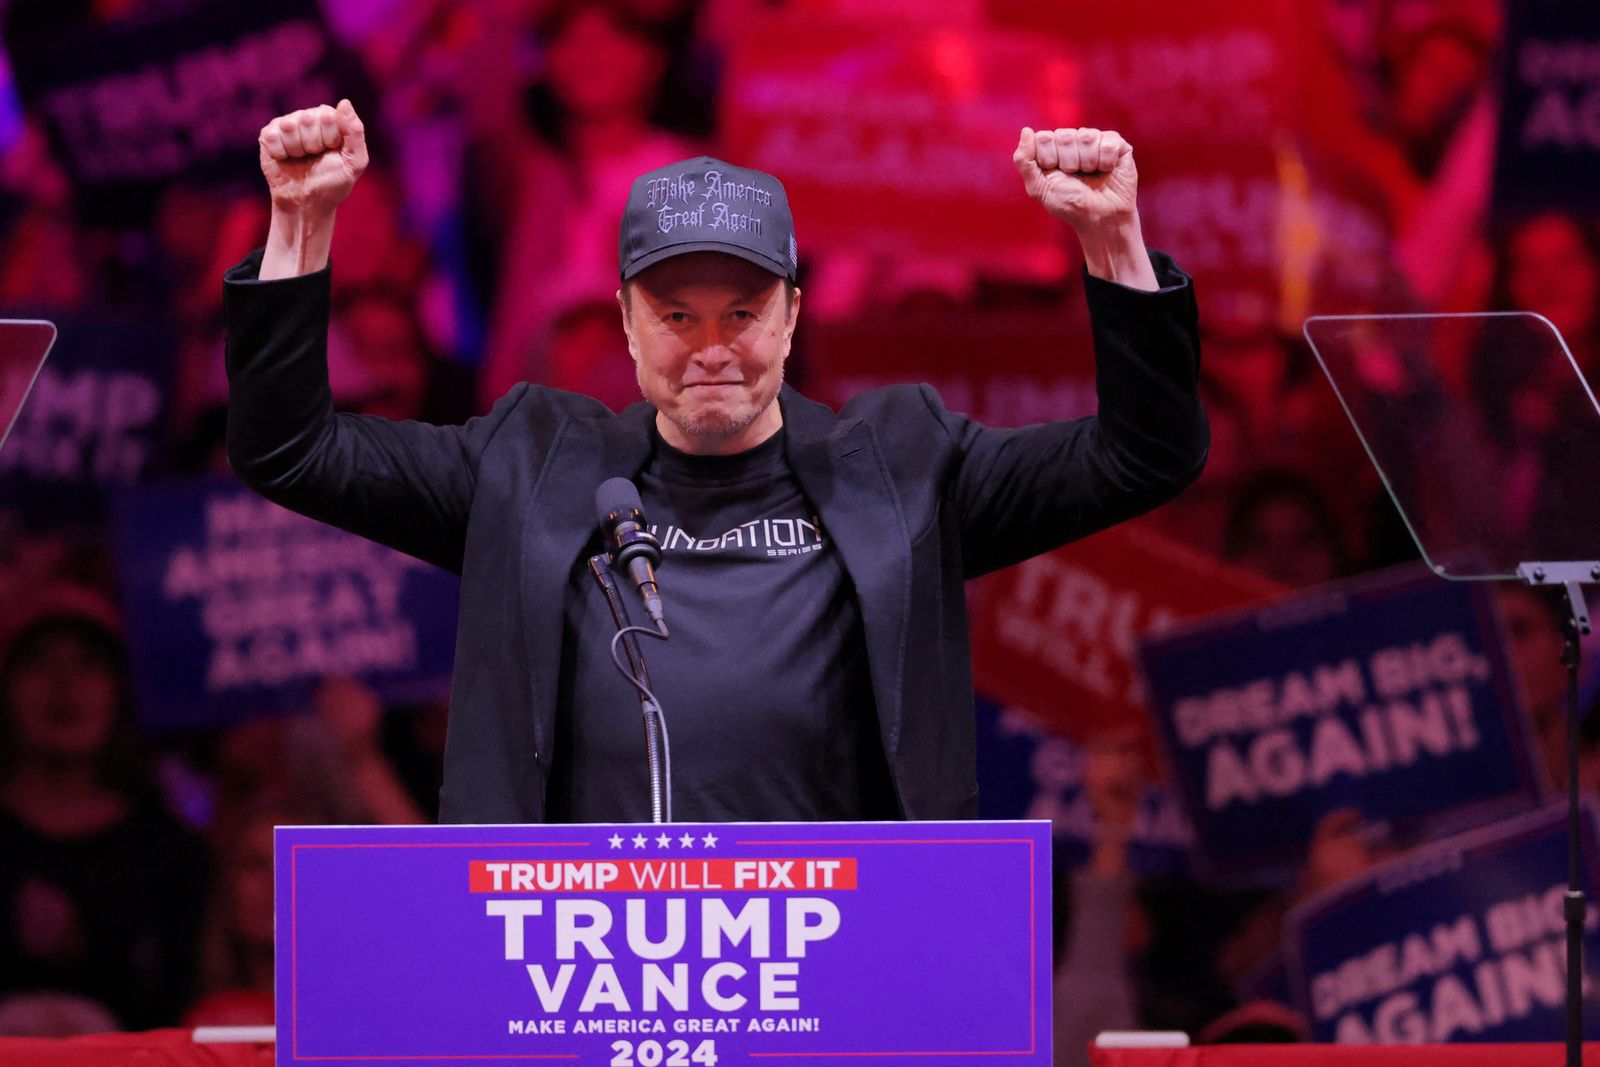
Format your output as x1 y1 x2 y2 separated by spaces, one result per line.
1089 1046 1600 1066
274 820 1052 1064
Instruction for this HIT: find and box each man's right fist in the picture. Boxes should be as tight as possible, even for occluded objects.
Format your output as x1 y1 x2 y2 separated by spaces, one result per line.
258 99 368 214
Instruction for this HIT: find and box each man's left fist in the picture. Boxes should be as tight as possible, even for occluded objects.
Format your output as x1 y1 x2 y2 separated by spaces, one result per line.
1013 126 1138 232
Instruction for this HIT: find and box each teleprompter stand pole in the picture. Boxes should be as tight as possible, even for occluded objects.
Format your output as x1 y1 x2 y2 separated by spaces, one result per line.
1518 562 1594 1067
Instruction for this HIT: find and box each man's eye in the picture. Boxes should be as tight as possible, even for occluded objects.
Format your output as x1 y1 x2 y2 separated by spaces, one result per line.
666 312 690 324
731 310 755 321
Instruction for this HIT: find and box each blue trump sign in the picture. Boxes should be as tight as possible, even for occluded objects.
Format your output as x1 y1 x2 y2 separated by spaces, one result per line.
1285 803 1600 1043
975 696 1193 877
0 311 172 526
1494 1 1600 220
1137 567 1544 879
112 476 460 732
276 821 1051 1063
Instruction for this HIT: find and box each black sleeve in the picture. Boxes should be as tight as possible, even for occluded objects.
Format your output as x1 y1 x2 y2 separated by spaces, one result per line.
937 250 1209 578
222 248 528 574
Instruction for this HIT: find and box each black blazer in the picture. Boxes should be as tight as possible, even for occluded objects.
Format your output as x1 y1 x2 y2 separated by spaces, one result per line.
222 249 1207 823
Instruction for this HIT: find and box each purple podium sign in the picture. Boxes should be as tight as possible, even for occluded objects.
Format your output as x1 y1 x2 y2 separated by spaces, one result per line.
275 821 1051 1064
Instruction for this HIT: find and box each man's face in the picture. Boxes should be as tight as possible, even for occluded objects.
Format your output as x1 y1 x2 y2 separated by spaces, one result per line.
620 252 799 454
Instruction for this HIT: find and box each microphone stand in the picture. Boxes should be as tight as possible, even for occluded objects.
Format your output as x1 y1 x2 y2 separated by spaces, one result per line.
587 554 673 823
1518 562 1594 1067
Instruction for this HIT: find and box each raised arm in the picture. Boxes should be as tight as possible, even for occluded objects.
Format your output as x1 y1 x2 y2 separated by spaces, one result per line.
948 127 1206 576
226 101 524 573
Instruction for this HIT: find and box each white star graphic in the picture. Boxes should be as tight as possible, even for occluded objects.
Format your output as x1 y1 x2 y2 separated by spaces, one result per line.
679 833 695 848
656 833 672 848
701 832 718 848
632 833 648 848
608 834 623 849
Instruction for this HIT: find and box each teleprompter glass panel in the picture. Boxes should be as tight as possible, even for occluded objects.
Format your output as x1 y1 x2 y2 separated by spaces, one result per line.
0 320 55 458
1304 313 1600 579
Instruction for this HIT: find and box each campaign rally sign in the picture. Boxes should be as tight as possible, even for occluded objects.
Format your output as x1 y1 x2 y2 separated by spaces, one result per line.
0 310 173 526
111 476 459 732
1496 2 1600 220
987 0 1299 142
277 821 1051 1064
989 0 1397 332
1138 566 1544 879
969 520 1281 745
976 697 1193 877
804 311 1098 430
1285 804 1600 1043
721 15 1076 282
990 0 1296 333
5 0 360 226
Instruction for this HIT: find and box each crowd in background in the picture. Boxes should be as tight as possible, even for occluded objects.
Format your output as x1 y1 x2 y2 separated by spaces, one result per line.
0 0 1595 1059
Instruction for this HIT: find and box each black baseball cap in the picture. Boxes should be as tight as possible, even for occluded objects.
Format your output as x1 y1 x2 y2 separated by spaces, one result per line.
619 156 798 283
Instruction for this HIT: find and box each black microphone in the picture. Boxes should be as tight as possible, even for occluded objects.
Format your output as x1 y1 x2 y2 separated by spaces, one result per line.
595 478 667 635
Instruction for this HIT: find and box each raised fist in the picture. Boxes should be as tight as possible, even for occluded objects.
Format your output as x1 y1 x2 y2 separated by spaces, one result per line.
1013 126 1138 232
258 99 368 215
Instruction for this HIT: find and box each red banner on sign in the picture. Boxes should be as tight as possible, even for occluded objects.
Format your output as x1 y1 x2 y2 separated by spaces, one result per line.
968 521 1283 744
986 0 1404 332
468 859 860 893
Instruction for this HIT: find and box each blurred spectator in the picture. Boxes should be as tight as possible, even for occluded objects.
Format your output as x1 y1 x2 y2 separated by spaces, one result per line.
1053 734 1146 1067
331 168 432 299
151 184 228 329
540 298 639 411
330 286 477 423
185 799 308 1028
478 0 702 406
291 676 426 826
1494 214 1600 379
1147 382 1251 558
1375 3 1498 182
0 120 89 310
620 0 720 141
1202 336 1330 468
0 612 208 1029
1497 584 1600 796
0 990 118 1037
1463 215 1600 560
379 698 451 820
1216 809 1399 999
1222 469 1349 588
209 718 302 829
1299 808 1397 897
155 188 270 454
210 678 426 831
0 519 75 644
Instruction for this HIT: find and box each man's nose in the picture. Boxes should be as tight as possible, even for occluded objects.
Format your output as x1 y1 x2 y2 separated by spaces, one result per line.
690 342 736 369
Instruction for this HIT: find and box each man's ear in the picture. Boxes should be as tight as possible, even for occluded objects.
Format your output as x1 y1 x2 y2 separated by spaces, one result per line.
781 287 802 353
617 288 640 362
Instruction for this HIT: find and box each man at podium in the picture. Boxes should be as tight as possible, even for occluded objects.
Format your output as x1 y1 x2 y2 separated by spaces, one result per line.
222 100 1206 825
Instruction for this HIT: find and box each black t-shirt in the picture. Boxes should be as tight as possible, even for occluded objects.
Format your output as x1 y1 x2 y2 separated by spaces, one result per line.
548 427 897 823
